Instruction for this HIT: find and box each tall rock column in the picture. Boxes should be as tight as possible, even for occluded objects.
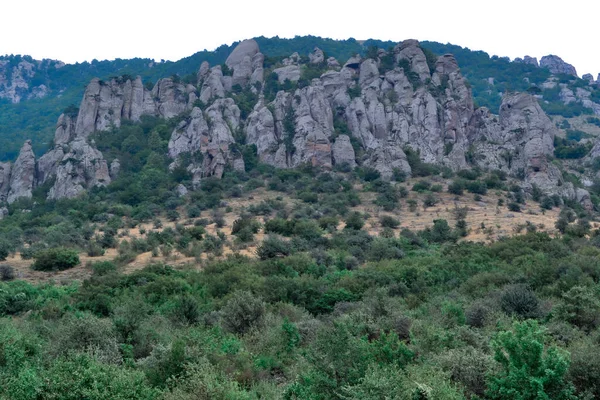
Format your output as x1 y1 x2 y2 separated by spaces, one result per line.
7 141 35 203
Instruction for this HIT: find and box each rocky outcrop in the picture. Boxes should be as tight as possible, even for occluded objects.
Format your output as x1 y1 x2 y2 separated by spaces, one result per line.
331 135 356 168
225 39 264 88
7 141 35 203
395 39 431 82
47 139 110 200
273 65 301 83
309 48 325 64
540 55 577 76
16 37 590 206
168 99 243 181
0 57 58 103
75 77 158 138
0 163 11 203
469 92 560 192
514 56 539 67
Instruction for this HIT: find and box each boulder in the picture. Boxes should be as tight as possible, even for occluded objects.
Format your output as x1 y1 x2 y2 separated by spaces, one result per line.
273 65 301 83
540 55 577 76
309 47 325 64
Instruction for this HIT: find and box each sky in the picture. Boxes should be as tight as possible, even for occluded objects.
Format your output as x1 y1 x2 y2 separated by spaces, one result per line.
2 0 598 78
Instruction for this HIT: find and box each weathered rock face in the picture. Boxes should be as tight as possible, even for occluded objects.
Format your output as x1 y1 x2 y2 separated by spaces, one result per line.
22 37 586 204
75 77 159 138
540 55 577 76
168 99 243 181
309 48 325 64
331 135 356 168
469 92 562 192
7 141 36 203
273 65 301 83
0 57 58 103
47 139 111 200
225 39 264 88
0 163 12 203
395 39 431 82
514 56 539 67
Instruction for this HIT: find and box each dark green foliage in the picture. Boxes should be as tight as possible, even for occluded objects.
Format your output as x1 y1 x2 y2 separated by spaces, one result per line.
344 212 365 230
500 284 540 318
256 235 291 260
554 136 592 159
508 202 521 212
32 247 80 271
0 265 15 281
380 215 400 229
448 180 465 195
487 320 575 400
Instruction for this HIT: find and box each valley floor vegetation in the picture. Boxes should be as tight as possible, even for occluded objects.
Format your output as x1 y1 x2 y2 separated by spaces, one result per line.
1 116 600 399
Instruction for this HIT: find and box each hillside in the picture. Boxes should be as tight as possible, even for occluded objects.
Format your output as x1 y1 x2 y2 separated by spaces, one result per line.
1 36 600 399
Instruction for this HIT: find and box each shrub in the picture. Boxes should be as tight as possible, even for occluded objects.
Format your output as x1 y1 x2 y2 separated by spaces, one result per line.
412 180 431 192
487 320 575 400
508 202 521 212
500 284 540 318
90 261 117 276
423 193 438 208
554 286 600 331
344 212 365 230
256 235 291 260
0 241 9 261
221 290 265 334
380 215 400 229
0 265 15 281
32 248 80 271
466 303 491 328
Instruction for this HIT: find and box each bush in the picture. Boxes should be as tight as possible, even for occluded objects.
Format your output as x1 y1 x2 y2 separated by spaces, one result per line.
500 284 540 318
466 303 491 328
90 261 117 276
422 193 438 208
0 265 15 281
256 235 291 260
508 202 521 212
487 320 575 400
32 248 80 271
380 215 400 229
221 290 265 334
344 212 365 230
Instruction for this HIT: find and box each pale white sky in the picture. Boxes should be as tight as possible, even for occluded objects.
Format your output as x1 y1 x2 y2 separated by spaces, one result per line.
2 0 598 78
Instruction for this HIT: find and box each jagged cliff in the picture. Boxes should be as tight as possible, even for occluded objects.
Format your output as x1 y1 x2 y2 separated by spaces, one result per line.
0 39 592 206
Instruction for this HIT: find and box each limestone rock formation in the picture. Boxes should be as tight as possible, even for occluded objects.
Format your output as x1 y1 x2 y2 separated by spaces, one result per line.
47 139 111 200
309 48 325 64
0 163 11 203
16 37 591 206
273 65 301 83
7 141 36 203
75 77 158 138
0 57 56 103
225 39 264 88
395 39 431 82
168 99 242 180
469 92 562 193
540 55 577 76
331 135 356 168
